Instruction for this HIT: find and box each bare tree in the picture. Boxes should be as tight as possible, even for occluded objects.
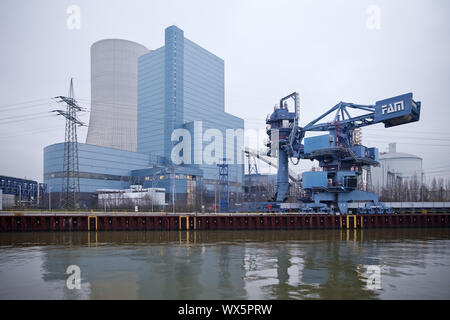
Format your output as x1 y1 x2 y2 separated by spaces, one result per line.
379 176 450 202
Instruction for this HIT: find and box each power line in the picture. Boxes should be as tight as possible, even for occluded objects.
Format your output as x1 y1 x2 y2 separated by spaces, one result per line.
0 102 55 114
0 111 53 121
364 139 450 148
364 128 450 135
364 134 450 142
0 126 66 140
423 164 450 171
0 98 51 109
0 114 57 125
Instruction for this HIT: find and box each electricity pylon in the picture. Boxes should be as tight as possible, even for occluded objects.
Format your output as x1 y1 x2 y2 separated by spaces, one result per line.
52 78 85 209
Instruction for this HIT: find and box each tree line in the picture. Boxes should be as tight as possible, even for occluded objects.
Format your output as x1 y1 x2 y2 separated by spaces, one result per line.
377 175 450 202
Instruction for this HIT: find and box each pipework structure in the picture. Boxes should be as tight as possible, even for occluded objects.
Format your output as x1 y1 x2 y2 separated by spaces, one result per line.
218 158 230 213
266 92 421 214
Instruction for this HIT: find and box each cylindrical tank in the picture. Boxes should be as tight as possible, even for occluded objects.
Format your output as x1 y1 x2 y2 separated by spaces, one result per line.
372 143 423 191
86 39 149 152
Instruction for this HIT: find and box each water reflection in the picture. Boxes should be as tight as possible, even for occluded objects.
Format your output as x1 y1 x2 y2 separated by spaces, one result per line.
0 229 449 299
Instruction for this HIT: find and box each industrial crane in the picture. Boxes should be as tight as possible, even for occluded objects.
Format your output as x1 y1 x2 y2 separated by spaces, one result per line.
265 92 421 214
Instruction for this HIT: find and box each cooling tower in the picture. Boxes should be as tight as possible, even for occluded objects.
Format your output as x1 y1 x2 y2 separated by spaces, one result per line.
86 39 149 152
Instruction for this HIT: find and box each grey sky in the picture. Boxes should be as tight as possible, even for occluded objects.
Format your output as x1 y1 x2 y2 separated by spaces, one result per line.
0 0 449 182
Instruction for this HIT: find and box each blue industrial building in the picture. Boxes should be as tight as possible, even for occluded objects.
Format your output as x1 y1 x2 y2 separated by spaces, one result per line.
43 26 244 208
0 175 47 208
44 142 150 193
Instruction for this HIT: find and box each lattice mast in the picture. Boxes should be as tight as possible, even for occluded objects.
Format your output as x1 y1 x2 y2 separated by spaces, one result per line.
52 78 85 209
246 153 262 201
217 158 230 213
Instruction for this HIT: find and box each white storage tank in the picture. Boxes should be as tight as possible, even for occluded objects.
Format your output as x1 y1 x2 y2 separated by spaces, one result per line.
86 39 149 152
372 143 422 191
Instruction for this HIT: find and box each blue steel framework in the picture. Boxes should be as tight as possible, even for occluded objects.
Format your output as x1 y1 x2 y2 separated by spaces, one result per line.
0 175 47 205
245 153 264 202
52 79 85 209
266 92 421 214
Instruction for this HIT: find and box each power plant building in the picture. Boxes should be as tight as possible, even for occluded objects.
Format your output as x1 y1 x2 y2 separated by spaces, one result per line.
44 142 150 193
43 26 244 206
136 25 244 192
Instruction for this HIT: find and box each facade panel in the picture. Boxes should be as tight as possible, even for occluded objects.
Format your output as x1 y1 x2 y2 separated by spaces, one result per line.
137 47 165 156
164 26 184 160
44 143 149 193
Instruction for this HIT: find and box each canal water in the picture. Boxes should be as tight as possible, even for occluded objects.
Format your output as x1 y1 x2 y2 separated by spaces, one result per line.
0 229 449 299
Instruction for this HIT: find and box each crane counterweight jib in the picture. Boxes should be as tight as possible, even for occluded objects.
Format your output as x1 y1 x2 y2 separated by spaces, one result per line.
374 92 421 128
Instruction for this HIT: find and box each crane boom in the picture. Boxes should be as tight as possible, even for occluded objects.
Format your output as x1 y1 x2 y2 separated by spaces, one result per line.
265 92 421 213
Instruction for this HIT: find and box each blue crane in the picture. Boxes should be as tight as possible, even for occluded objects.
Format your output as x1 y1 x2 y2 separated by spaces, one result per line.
266 92 421 214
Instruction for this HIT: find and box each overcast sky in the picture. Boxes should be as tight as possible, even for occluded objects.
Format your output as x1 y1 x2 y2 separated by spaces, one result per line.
0 0 449 182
